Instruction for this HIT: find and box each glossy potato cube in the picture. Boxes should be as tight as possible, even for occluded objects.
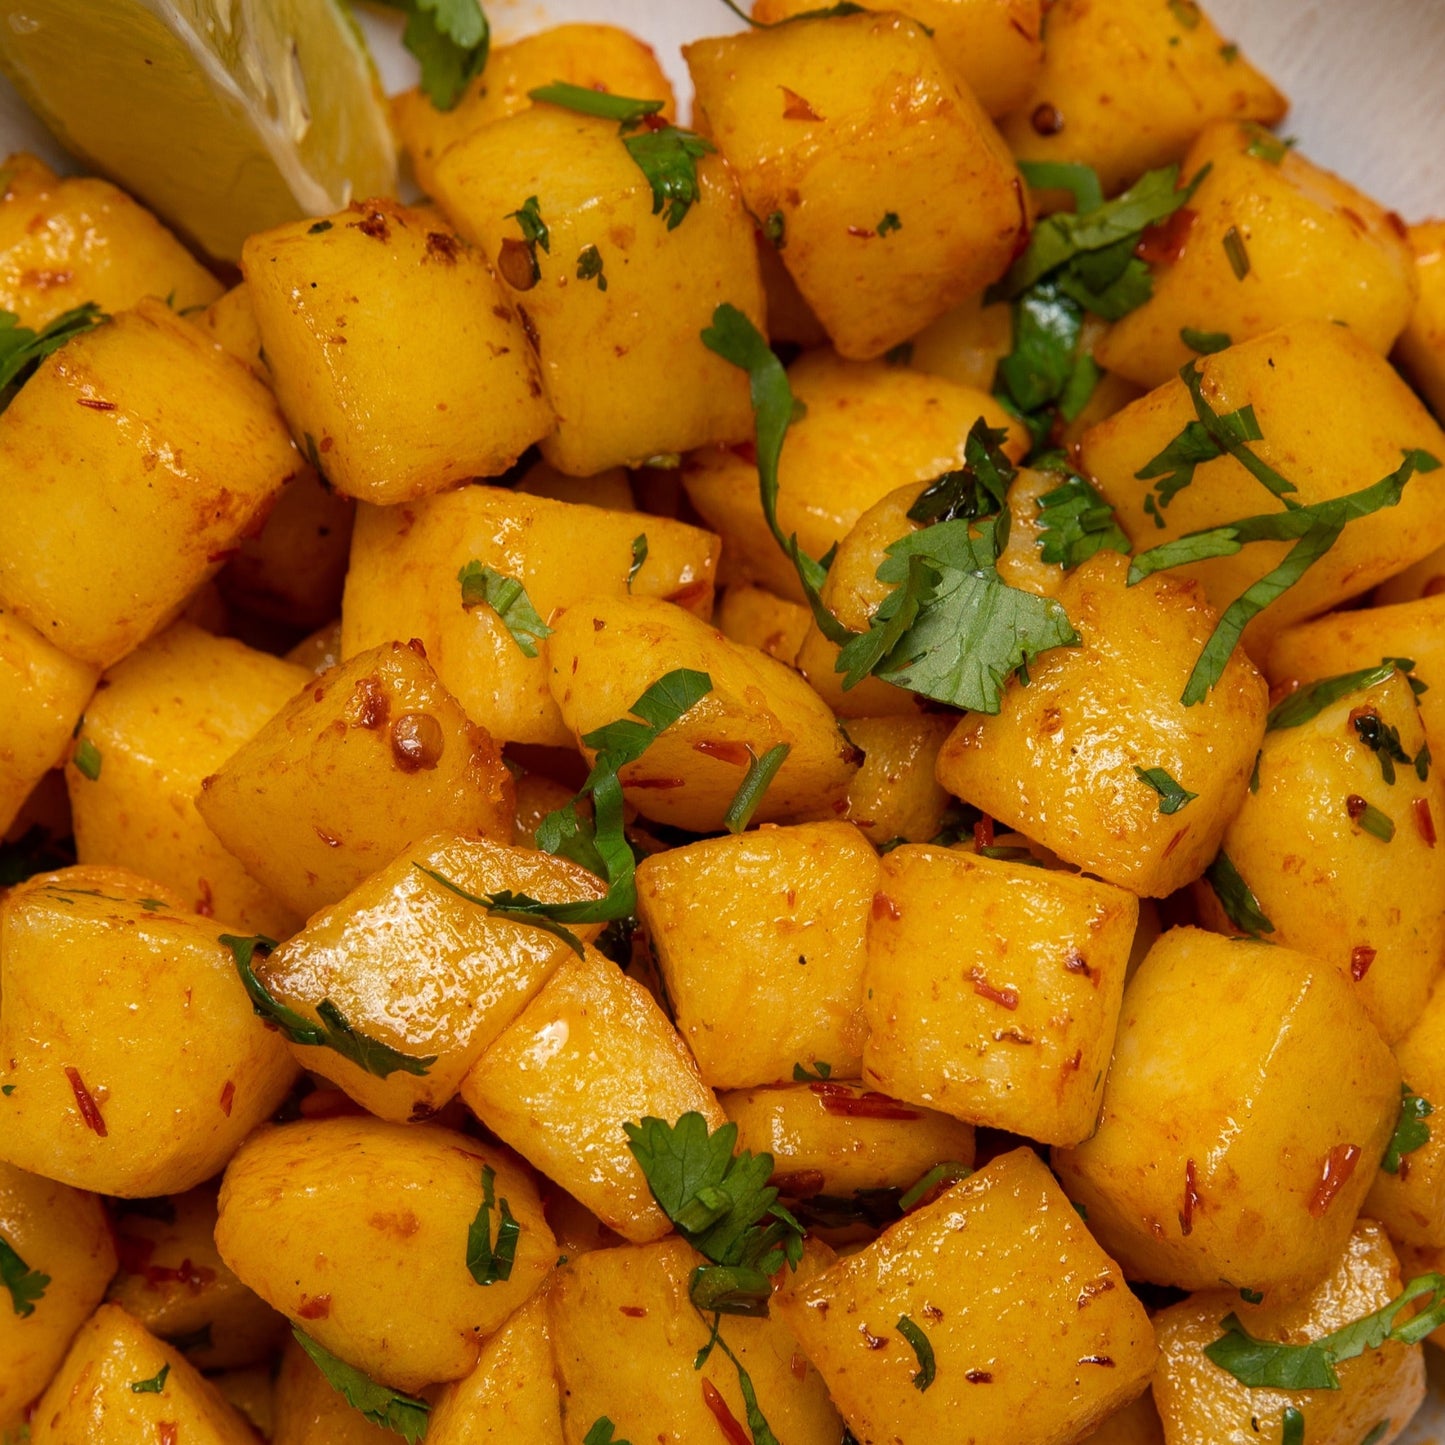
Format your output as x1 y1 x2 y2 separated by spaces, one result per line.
1395 220 1445 421
636 821 877 1087
1054 926 1401 1298
687 14 1028 359
197 282 265 373
0 298 299 668
1078 1395 1166 1445
844 715 957 846
196 641 513 919
270 1333 395 1445
460 948 726 1243
775 1149 1156 1445
715 585 811 668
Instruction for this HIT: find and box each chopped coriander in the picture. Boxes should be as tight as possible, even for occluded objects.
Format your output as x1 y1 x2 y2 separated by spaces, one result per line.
1219 41 1239 61
1016 160 1104 215
792 1061 833 1082
1382 1084 1432 1174
995 279 1091 419
466 1164 520 1285
1167 0 1200 27
0 1086 13 1097
0 1234 49 1317
1240 1287 1265 1304
1204 852 1274 937
722 743 790 833
221 934 438 1079
909 420 1015 524
379 0 489 111
1035 471 1131 569
1281 1407 1304 1445
584 1420 631 1445
577 243 608 290
623 127 716 229
1243 127 1289 164
1223 225 1250 279
896 1315 936 1391
527 82 664 126
1249 750 1262 793
695 1316 784 1445
763 210 786 248
307 220 333 234
0 302 108 408
1133 766 1197 814
130 1364 170 1394
627 533 647 591
1360 1424 1389 1445
458 560 552 657
292 1330 431 1441
1350 707 1422 785
1266 661 1414 731
414 866 586 957
877 211 901 235
898 1161 972 1212
1349 797 1395 841
502 194 549 284
72 737 102 781
1180 326 1232 354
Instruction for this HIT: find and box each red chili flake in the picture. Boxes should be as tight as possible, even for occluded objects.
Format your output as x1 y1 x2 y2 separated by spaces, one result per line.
1350 945 1376 981
1031 102 1063 135
871 892 901 921
694 739 753 767
406 637 428 659
77 398 117 411
1307 1143 1362 1218
1078 1355 1116 1367
779 86 821 121
993 1027 1034 1045
790 1352 808 1381
1135 207 1197 265
350 206 391 241
1076 1278 1115 1309
1346 793 1370 821
1414 797 1437 847
346 676 390 730
297 1293 331 1319
218 1080 235 1117
965 1369 993 1383
20 266 73 290
973 815 996 851
664 579 712 611
728 439 758 466
810 1082 920 1120
314 826 343 848
65 1066 107 1136
1063 951 1093 978
858 1323 888 1350
847 225 876 238
970 968 1019 1010
1179 1158 1201 1236
771 1169 826 1198
619 1304 647 1318
1062 1048 1083 1074
701 1378 751 1445
194 879 214 918
425 231 460 263
144 1257 216 1292
624 776 687 790
156 1423 178 1445
1161 826 1188 860
116 1234 156 1274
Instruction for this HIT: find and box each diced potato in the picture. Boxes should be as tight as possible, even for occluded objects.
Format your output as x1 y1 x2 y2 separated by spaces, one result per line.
0 1161 118 1432
999 0 1286 197
546 595 859 832
775 1149 1156 1444
908 293 1014 392
549 1237 842 1444
755 231 830 348
460 948 726 1244
66 621 307 936
512 773 581 850
196 641 513 919
682 350 1025 604
1375 547 1445 607
426 1294 562 1445
1097 122 1418 390
0 156 220 327
341 485 719 747
1200 671 1445 1044
636 821 877 1088
107 1185 287 1370
687 14 1027 359
253 833 605 1121
753 0 1042 117
1152 1222 1425 1445
844 715 957 845
995 466 1074 599
271 1333 392 1445
714 585 811 667
1081 322 1445 647
1394 220 1445 421
431 106 762 476
0 607 95 834
0 866 298 1197
197 282 265 372
242 200 552 504
513 458 635 512
1363 972 1445 1248
1078 1394 1166 1445
0 298 300 668
211 1365 275 1440
29 1303 259 1445
935 552 1268 897
721 1082 975 1198
215 1117 555 1392
1054 926 1401 1299
863 844 1137 1144
286 621 343 677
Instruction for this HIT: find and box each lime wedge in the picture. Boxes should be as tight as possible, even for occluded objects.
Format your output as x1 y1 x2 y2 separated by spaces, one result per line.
0 0 397 260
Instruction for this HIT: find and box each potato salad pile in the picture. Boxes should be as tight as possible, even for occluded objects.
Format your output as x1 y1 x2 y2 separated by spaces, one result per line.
5 1 1445 1442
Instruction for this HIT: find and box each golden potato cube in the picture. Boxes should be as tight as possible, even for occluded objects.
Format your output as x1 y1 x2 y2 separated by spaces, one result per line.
0 298 300 668
753 0 1042 117
107 1185 286 1370
999 0 1286 197
254 833 605 1122
1267 596 1445 758
432 107 762 476
271 1333 393 1445
721 1081 975 1199
546 595 859 832
1396 220 1445 421
687 15 1027 359
0 607 95 834
1375 545 1445 608
776 1148 1156 1444
29 1303 258 1445
197 282 265 373
844 715 957 845
636 821 877 1088
936 552 1268 897
427 1294 561 1445
216 1117 555 1391
863 844 1137 1144
682 350 1024 605
1054 926 1401 1298
341 485 719 747
66 621 307 936
394 23 676 200
1152 1222 1425 1445
1081 322 1445 647
1097 122 1419 391
196 641 513 919
460 948 726 1243
1202 670 1445 1044
0 1160 117 1432
286 621 343 678
242 200 551 504
549 1237 842 1444
513 457 636 512
211 1365 275 1440
715 585 811 667
0 157 220 327
1079 1394 1166 1445
908 293 1014 393
0 866 298 1197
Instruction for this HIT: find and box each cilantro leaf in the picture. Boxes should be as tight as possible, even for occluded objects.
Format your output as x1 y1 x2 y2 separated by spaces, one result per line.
72 737 102 780
1203 853 1274 937
221 935 437 1079
722 744 790 834
1382 1085 1433 1174
1360 1424 1389 1445
1135 419 1228 524
130 1364 170 1394
1035 471 1131 569
1181 327 1232 354
292 1331 431 1442
1016 160 1104 215
896 1315 936 1391
411 867 585 957
502 195 549 284
382 0 490 112
1281 1407 1304 1445
695 1316 784 1445
577 244 608 290
527 83 664 126
0 1235 49 1318
584 1421 631 1445
466 1164 520 1285
1351 707 1424 786
792 1061 832 1082
908 419 1016 525
458 560 552 657
622 127 716 230
0 302 108 405
1134 766 1197 814
1180 358 1296 501
1223 225 1250 279
898 1161 972 1212
627 533 648 592
1266 661 1414 731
